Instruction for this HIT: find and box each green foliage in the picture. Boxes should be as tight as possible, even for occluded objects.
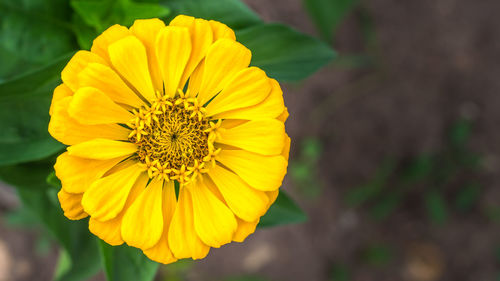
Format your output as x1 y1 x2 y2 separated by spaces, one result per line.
0 0 76 79
424 190 448 225
259 191 307 228
454 183 481 212
99 241 159 281
0 0 333 280
160 259 193 281
164 0 261 30
0 158 56 190
362 244 392 267
345 159 396 208
237 24 336 81
345 119 483 223
290 137 323 198
330 264 351 281
15 183 101 281
0 55 69 165
303 0 359 42
71 0 170 49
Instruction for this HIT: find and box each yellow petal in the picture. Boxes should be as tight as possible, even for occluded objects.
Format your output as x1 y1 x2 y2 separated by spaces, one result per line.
68 87 134 125
143 181 178 264
55 152 124 194
282 133 291 161
67 139 136 160
198 39 251 105
50 84 72 116
78 63 144 108
109 36 156 101
277 107 289 123
190 179 237 248
267 190 279 207
49 97 130 145
61 51 107 92
187 60 204 98
208 165 268 222
217 119 285 155
89 173 149 246
122 178 164 249
209 20 236 41
57 189 88 220
217 149 287 191
91 24 130 64
215 78 284 120
233 218 259 242
155 26 192 97
130 19 165 92
205 67 271 117
82 163 143 221
170 16 213 89
168 187 210 260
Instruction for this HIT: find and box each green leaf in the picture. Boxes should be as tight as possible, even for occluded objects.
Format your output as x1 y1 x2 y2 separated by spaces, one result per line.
259 191 307 227
0 54 70 166
71 0 170 32
303 0 359 42
237 23 336 81
424 190 448 225
164 0 261 30
99 241 159 281
0 0 76 79
0 158 55 190
71 0 170 49
16 188 101 281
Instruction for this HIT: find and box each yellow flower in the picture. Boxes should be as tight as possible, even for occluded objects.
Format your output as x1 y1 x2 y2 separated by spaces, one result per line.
49 15 290 263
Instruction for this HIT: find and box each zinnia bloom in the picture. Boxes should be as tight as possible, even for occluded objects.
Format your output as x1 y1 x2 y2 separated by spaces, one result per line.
48 15 290 263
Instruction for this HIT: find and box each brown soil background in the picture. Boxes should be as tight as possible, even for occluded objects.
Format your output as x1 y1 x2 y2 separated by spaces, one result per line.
0 0 499 280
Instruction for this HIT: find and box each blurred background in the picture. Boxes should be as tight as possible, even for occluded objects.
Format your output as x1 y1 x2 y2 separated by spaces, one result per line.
1 0 500 280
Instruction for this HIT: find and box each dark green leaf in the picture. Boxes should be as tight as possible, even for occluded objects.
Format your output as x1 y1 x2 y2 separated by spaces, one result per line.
71 0 170 33
99 241 159 281
16 188 101 281
0 55 70 166
0 158 55 190
47 171 62 188
164 0 261 30
259 191 307 227
0 0 76 79
237 23 336 81
303 0 359 42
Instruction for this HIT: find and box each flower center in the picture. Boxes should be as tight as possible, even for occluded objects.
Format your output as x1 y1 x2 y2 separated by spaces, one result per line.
128 93 219 184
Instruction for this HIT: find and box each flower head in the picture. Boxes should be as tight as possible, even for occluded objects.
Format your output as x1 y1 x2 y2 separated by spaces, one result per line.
49 15 290 263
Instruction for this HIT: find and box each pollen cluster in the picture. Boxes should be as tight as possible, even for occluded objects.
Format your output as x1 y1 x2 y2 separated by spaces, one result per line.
128 91 220 184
